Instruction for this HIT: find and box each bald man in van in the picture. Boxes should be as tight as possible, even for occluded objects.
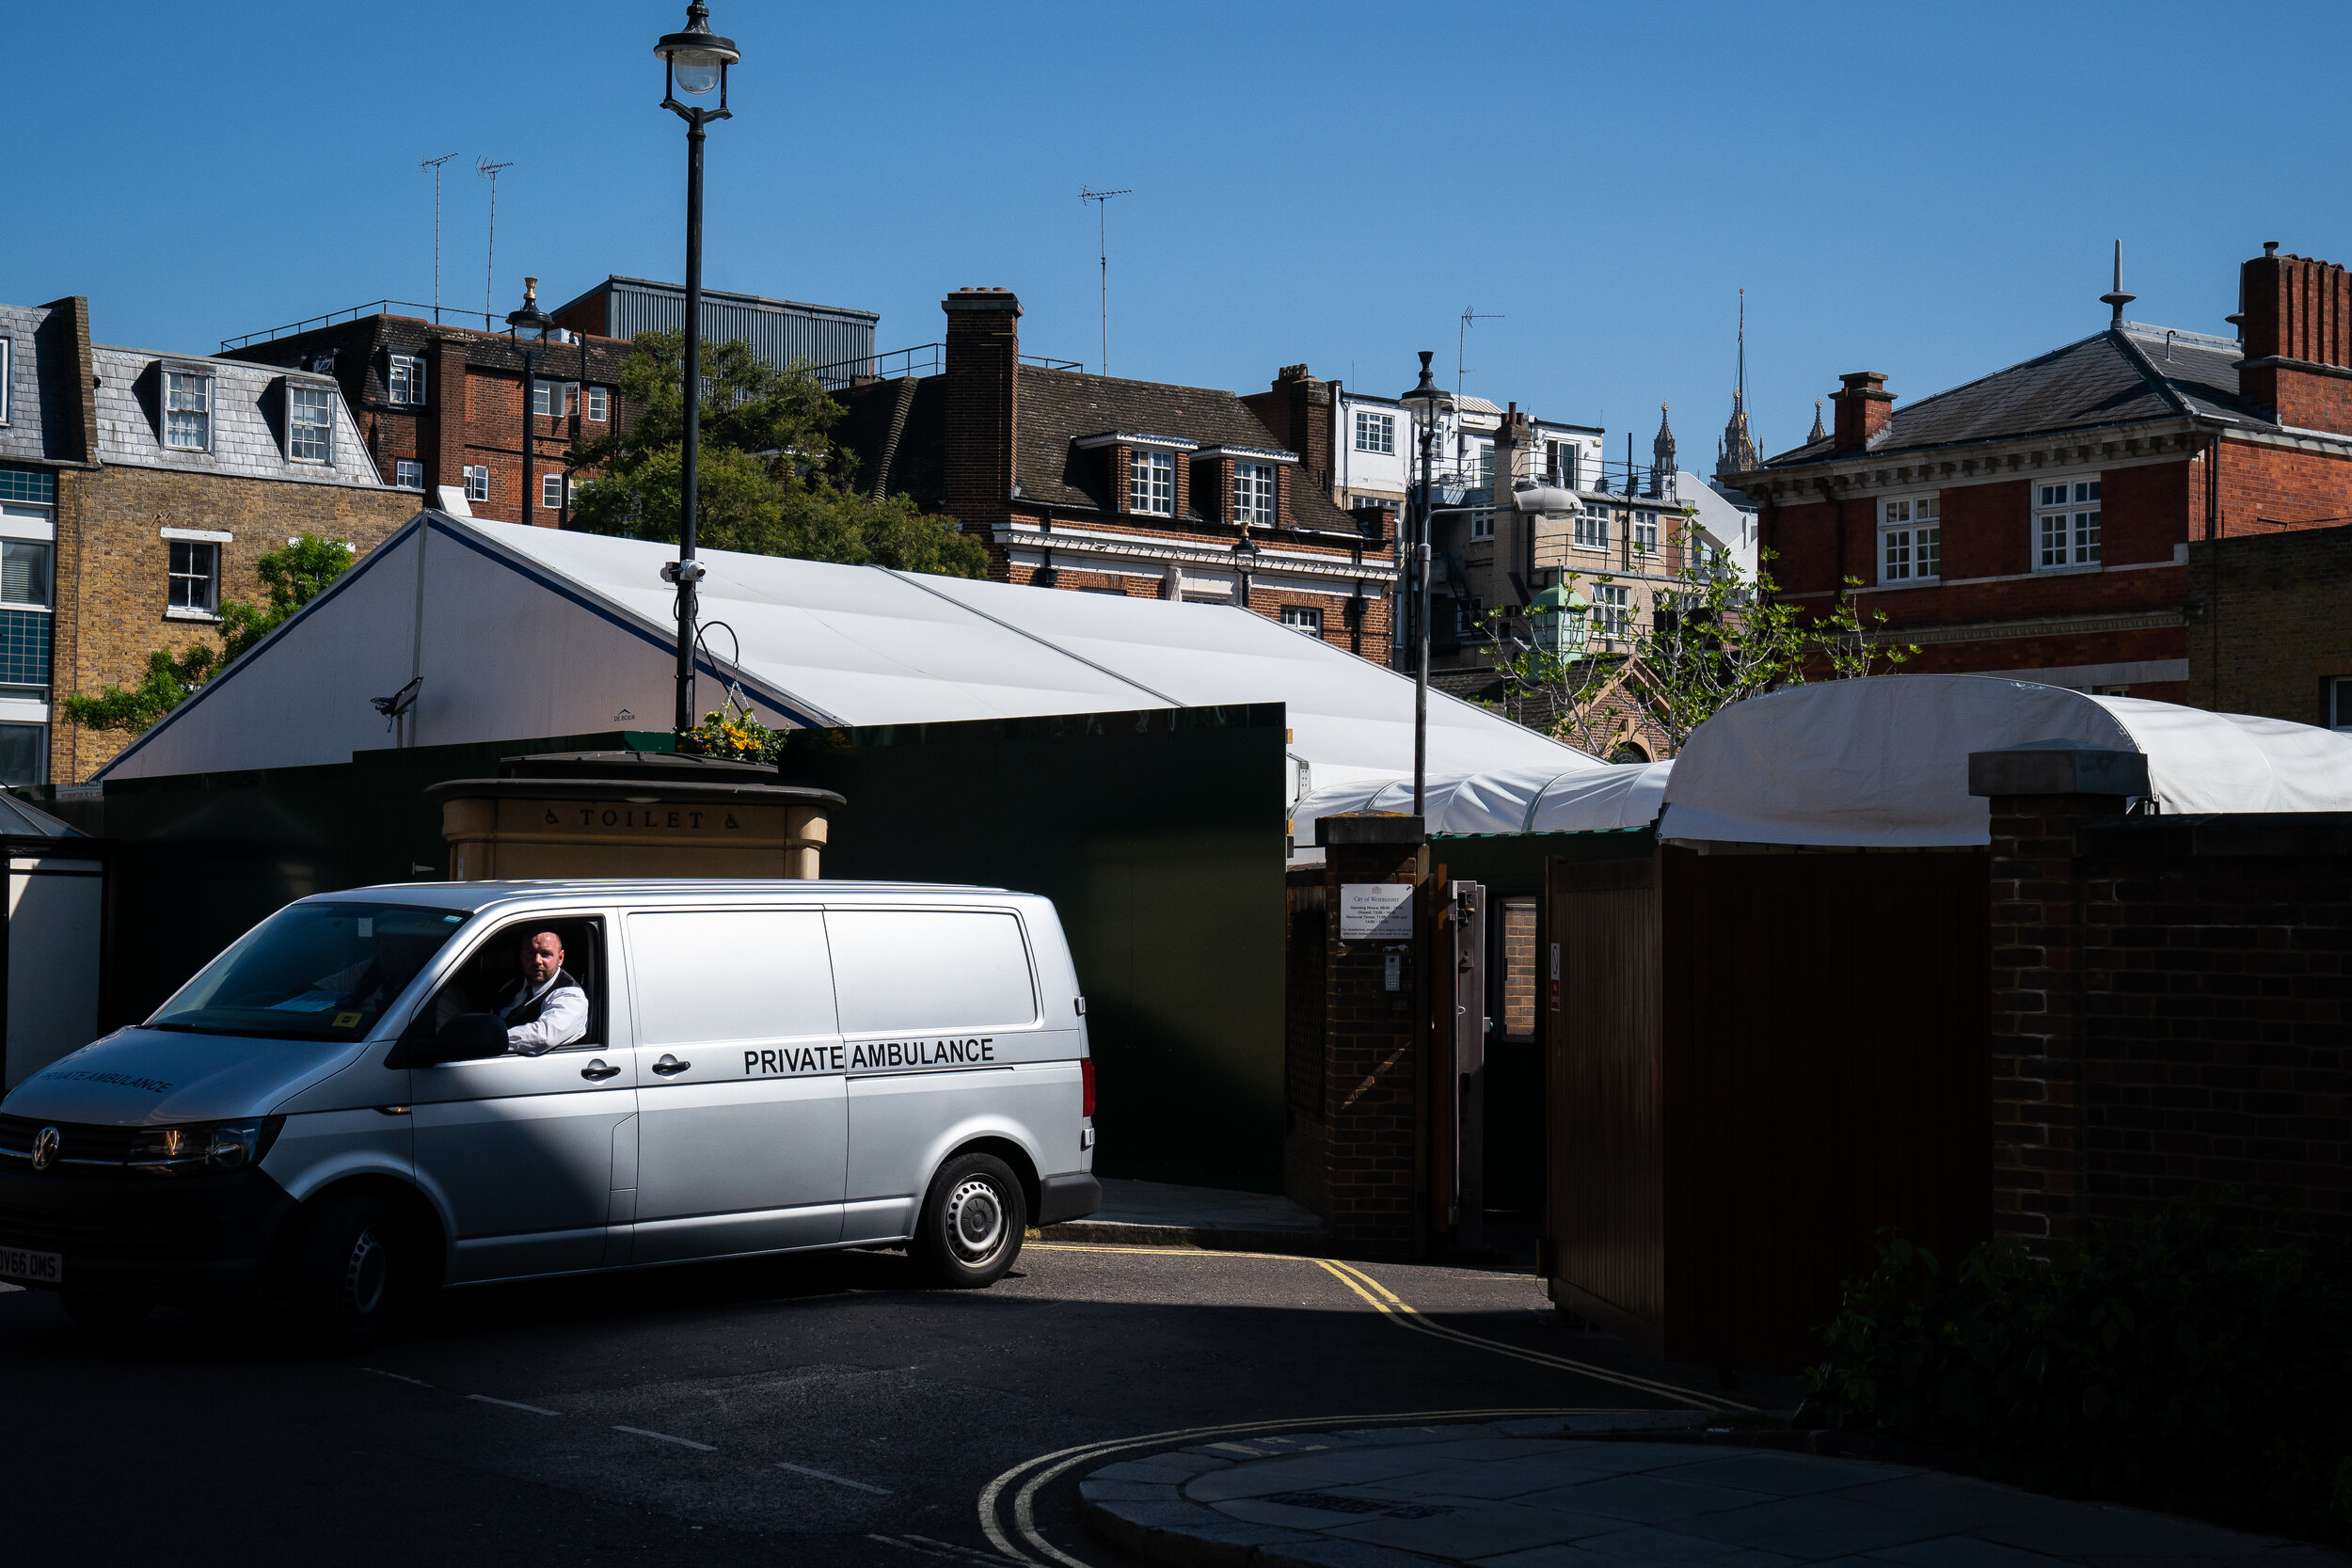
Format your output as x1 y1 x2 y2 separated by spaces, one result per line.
499 931 587 1054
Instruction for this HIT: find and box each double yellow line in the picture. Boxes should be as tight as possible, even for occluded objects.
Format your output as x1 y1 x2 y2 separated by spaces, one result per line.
1313 1257 1754 1414
1025 1242 1749 1414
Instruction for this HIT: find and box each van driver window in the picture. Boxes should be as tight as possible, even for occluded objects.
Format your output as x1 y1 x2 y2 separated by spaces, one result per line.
423 918 604 1053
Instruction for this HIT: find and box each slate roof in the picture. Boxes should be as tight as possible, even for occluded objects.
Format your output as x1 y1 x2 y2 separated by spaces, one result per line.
1763 323 2267 468
92 344 384 487
0 300 85 467
839 365 1359 531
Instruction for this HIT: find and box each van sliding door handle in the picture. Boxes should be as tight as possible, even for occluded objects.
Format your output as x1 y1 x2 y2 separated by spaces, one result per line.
580 1060 621 1081
650 1054 691 1076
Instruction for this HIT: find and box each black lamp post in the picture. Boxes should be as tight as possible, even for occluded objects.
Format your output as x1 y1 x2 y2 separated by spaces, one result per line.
654 1 739 739
1397 351 1454 820
504 277 555 530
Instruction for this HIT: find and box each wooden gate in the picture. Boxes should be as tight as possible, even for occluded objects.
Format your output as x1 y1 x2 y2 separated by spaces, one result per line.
1546 844 1991 1370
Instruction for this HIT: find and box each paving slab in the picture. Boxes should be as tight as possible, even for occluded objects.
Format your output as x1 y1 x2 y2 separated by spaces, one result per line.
1079 1427 2342 1568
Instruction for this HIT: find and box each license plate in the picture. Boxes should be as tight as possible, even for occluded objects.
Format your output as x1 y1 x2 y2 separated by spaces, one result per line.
0 1245 62 1285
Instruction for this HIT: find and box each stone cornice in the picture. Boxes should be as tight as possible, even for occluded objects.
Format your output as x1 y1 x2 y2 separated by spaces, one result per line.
1860 608 2185 647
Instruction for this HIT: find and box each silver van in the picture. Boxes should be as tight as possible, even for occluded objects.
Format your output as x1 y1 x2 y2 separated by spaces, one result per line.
0 879 1101 1349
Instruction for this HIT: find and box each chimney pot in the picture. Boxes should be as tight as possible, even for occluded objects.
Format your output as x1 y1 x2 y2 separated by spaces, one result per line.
2265 241 2280 257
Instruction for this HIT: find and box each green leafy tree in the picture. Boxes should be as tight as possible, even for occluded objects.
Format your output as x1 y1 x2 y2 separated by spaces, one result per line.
1480 536 1914 761
62 535 357 736
567 331 985 578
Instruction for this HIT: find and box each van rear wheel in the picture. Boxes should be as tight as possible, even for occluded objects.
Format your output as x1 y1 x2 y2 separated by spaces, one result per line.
293 1191 399 1354
911 1153 1025 1288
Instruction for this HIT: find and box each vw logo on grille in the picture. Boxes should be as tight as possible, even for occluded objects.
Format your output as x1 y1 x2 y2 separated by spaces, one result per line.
30 1126 59 1172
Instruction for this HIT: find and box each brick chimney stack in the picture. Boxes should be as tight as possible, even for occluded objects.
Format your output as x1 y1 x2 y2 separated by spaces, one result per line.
1243 364 1334 495
943 288 1022 532
2237 244 2352 435
1830 371 1894 456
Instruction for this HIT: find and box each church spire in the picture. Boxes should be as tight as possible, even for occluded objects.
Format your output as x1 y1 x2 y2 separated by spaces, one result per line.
1807 398 1827 444
1650 402 1676 497
1714 289 1760 480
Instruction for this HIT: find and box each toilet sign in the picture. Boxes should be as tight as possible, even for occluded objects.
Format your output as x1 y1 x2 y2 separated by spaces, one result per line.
1340 882 1415 941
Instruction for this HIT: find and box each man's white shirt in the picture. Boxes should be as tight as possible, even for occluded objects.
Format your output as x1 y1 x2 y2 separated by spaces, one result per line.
502 973 588 1054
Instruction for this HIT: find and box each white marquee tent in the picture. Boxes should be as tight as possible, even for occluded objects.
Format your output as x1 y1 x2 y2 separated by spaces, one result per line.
1290 675 2352 848
94 513 1594 789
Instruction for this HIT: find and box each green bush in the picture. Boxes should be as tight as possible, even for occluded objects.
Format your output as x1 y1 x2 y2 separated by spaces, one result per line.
1806 1202 2352 1528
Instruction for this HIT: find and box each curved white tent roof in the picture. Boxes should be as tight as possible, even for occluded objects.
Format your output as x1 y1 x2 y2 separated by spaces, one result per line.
95 514 1591 786
1658 675 2352 847
1293 759 1662 841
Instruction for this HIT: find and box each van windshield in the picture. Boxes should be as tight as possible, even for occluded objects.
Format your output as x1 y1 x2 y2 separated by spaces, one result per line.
149 902 469 1041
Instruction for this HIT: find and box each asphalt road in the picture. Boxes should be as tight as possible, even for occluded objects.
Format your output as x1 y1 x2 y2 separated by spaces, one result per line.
0 1241 1807 1567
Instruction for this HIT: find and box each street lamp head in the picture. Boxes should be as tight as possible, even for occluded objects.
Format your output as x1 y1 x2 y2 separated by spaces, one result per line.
1398 349 1453 428
658 2 739 101
505 277 554 341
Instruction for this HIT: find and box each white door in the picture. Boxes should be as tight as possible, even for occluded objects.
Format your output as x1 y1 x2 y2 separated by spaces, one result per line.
829 909 1044 1243
624 910 847 1263
408 916 633 1282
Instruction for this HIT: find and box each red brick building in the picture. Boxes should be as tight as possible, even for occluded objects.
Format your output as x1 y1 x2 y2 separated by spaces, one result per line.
221 282 634 529
833 290 1399 661
1724 244 2352 701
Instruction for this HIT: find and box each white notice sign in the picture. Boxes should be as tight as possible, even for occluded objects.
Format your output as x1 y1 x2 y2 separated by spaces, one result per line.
1340 882 1414 941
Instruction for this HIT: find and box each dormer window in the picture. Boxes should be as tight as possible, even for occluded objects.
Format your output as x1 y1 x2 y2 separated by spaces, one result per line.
165 371 212 451
1130 450 1174 516
388 355 427 406
1233 463 1274 528
288 384 334 464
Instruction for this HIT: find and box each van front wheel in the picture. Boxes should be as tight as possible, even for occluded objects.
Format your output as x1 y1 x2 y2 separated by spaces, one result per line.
293 1191 399 1354
911 1153 1025 1288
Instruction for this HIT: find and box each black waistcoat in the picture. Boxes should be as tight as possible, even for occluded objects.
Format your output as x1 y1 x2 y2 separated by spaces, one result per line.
503 969 579 1027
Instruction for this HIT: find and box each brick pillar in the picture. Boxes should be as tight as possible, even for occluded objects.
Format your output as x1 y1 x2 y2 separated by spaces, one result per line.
1970 744 2146 1247
1311 812 1428 1258
430 336 470 499
942 289 1020 537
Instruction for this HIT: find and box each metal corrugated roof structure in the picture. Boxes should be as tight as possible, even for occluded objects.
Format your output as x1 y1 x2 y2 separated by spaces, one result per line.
551 277 877 388
94 513 1594 790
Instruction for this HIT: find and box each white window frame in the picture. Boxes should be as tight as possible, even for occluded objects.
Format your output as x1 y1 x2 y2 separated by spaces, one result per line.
1544 438 1578 488
1879 494 1942 583
388 354 427 407
1353 409 1394 454
0 537 51 610
1279 605 1324 639
1129 449 1174 516
167 538 221 614
586 386 609 422
1470 509 1495 541
392 458 424 490
1575 503 1611 551
2034 477 2101 570
1630 510 1660 556
463 465 490 504
0 337 11 424
542 472 565 509
1232 462 1274 528
164 371 213 451
1594 582 1631 640
532 380 580 419
287 383 335 464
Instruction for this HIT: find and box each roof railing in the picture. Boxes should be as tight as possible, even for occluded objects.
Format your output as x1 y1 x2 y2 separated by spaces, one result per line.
805 342 1085 384
220 300 506 350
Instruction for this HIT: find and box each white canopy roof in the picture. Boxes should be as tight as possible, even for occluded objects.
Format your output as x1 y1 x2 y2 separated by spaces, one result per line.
1293 760 1661 841
1293 676 2352 852
1657 675 2352 847
96 514 1592 786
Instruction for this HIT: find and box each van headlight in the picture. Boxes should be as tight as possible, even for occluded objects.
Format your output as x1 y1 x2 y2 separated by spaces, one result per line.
127 1118 284 1176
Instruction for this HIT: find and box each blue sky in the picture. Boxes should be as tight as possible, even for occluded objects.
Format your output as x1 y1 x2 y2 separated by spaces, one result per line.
10 1 2351 467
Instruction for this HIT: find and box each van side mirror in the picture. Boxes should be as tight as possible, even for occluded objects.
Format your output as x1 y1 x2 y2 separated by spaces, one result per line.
388 1011 508 1068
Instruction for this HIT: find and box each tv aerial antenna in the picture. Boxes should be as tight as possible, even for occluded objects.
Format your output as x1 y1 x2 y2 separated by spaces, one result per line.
1457 305 1503 405
420 153 457 317
477 156 514 319
1081 186 1132 376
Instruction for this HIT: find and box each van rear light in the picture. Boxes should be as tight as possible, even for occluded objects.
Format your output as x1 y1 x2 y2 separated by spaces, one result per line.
1082 1057 1095 1118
